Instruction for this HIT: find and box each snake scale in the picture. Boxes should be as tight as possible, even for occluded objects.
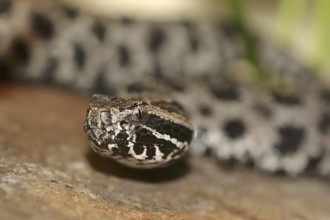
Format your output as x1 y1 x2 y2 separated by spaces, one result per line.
1 0 330 176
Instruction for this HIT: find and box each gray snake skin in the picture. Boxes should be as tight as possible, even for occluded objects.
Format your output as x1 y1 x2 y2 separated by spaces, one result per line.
1 0 330 176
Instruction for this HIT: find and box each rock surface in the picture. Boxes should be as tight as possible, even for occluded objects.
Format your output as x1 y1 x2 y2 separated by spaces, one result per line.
0 84 329 220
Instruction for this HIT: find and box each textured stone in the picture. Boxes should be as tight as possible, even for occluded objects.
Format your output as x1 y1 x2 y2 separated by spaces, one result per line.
0 84 330 220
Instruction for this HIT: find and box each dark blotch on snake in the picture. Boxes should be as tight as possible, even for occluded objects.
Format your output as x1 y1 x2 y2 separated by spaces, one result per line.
126 83 143 93
126 83 155 93
319 112 330 133
0 0 11 14
211 85 240 101
152 62 163 78
11 38 30 65
275 126 305 155
74 43 86 69
274 169 286 176
148 27 166 52
183 21 199 51
0 58 9 80
143 114 193 143
219 22 241 38
198 104 213 117
118 45 130 67
305 153 324 173
272 91 301 105
31 13 54 40
62 7 79 19
120 17 135 25
253 103 273 118
223 119 246 139
163 77 186 92
93 71 116 95
91 22 106 42
42 57 58 82
320 89 330 103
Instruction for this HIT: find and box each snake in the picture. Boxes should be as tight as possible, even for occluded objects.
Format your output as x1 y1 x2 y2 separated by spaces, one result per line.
1 0 330 176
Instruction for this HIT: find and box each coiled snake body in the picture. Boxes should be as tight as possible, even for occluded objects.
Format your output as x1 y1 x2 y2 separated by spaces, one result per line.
1 0 330 176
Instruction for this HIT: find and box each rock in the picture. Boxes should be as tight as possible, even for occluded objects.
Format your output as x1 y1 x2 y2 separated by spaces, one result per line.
0 84 329 220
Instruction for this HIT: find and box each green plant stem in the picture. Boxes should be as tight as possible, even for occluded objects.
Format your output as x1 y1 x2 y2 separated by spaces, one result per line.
227 0 265 80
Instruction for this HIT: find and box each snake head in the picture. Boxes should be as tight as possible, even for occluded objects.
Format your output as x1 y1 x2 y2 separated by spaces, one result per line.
84 94 193 168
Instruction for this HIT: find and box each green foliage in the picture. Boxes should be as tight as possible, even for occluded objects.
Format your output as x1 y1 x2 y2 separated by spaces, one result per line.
312 0 330 72
276 0 306 46
228 0 330 79
227 0 265 80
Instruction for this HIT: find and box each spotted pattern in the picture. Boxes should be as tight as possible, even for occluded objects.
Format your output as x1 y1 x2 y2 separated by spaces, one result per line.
91 22 106 42
319 113 330 134
2 0 330 176
275 126 305 155
118 45 130 67
62 7 79 19
198 104 213 117
11 38 30 64
271 91 301 105
210 85 240 101
223 119 246 139
148 27 166 52
184 22 199 51
31 13 54 40
74 44 86 70
252 103 273 118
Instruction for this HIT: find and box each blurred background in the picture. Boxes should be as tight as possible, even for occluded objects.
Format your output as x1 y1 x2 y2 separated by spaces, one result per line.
58 0 330 82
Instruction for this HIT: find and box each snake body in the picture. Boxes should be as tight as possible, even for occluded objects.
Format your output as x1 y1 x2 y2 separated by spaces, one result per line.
1 0 330 176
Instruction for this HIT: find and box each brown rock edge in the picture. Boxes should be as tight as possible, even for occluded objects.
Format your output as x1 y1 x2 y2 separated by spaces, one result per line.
0 84 329 220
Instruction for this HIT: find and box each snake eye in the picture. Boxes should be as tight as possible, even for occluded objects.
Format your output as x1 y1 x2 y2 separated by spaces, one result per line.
132 107 147 122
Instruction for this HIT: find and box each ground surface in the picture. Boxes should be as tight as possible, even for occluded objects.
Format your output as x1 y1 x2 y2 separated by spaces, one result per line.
0 84 329 220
